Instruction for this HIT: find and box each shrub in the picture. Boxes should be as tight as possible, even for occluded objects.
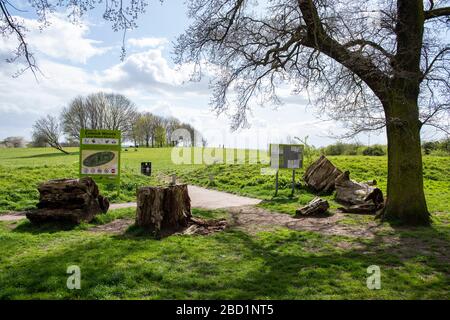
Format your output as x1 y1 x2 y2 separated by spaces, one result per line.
322 142 361 156
362 145 386 156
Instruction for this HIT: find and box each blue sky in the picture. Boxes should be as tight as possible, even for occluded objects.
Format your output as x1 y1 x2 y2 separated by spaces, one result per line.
0 1 444 148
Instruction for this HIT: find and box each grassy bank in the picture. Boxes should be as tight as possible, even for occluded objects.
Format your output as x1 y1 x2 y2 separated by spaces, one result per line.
0 147 449 215
0 208 448 299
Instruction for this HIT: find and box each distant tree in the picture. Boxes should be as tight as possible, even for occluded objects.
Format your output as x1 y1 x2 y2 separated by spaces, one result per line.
32 115 69 154
29 134 48 147
2 136 25 148
61 92 138 140
154 125 167 147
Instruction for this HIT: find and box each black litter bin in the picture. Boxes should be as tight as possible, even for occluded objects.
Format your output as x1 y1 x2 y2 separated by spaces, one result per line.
141 162 152 176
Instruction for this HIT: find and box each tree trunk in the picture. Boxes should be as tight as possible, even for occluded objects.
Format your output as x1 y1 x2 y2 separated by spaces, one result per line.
335 171 384 214
295 197 330 217
26 177 109 224
136 184 191 234
381 94 430 225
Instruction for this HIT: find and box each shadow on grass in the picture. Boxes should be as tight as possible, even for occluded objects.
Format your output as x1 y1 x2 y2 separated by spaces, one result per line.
2 226 449 299
12 220 79 234
2 211 449 299
10 151 79 160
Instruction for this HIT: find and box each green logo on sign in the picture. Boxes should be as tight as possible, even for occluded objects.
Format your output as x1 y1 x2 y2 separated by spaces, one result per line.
83 151 116 167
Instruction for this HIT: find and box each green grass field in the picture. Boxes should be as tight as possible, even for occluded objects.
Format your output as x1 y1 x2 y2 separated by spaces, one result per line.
0 147 449 299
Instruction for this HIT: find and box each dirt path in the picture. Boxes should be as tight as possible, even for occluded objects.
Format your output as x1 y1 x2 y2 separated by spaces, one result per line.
0 185 262 222
227 205 382 237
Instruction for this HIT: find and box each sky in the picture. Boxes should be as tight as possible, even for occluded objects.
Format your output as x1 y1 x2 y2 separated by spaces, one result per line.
0 1 445 148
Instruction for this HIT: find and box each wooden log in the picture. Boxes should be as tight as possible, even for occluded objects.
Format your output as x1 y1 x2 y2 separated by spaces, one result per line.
136 184 191 233
26 177 108 224
335 171 384 214
295 197 330 217
303 156 342 193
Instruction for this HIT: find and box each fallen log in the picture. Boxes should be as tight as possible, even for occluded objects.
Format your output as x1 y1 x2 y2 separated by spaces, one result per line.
136 184 191 233
335 171 384 214
295 197 330 217
303 156 342 193
27 177 109 224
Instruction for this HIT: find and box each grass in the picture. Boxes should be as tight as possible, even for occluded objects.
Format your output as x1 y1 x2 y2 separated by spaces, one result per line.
0 147 448 299
0 208 448 299
0 147 449 215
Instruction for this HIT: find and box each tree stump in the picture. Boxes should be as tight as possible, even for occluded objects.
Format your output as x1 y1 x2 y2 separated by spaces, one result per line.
295 197 330 217
335 171 384 214
136 184 191 233
26 177 109 224
303 156 342 193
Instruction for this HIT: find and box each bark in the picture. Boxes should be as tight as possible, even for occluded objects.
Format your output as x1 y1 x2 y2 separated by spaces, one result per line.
335 171 384 214
379 0 430 225
381 95 430 225
295 197 330 217
26 177 109 224
303 156 342 193
136 184 191 234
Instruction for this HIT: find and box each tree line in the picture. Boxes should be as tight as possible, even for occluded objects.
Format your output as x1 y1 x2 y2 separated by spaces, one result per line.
29 92 204 153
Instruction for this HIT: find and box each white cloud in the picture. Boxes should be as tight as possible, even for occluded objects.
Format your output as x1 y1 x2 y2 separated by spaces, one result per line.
128 37 169 48
0 13 109 64
98 48 210 96
0 59 99 139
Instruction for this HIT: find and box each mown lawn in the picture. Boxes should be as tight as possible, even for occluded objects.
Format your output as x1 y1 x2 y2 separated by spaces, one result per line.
0 208 448 299
1 147 448 215
0 147 449 299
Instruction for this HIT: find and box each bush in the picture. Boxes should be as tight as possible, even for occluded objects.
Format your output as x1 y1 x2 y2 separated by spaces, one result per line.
322 142 361 156
422 138 450 156
362 145 386 156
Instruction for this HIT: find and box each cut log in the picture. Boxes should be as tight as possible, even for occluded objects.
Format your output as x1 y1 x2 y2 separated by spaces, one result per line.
303 156 342 193
295 197 330 217
26 177 109 224
136 184 191 233
335 171 384 214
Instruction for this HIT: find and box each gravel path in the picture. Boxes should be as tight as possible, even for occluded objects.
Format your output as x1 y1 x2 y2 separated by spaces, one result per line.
0 185 262 222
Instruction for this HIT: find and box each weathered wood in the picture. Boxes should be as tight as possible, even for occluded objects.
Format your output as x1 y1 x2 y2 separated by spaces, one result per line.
136 184 191 233
303 156 342 193
26 177 109 224
335 171 384 214
295 197 330 217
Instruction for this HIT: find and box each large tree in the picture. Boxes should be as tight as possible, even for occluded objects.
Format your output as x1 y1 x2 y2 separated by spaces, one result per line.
1 0 449 225
61 92 138 140
174 0 450 226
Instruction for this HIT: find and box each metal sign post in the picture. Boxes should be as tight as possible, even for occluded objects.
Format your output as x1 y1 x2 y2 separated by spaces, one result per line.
275 170 279 196
292 169 296 196
79 129 121 191
269 144 304 197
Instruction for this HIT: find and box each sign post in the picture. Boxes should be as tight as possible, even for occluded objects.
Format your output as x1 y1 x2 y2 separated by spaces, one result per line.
79 129 121 189
270 144 304 197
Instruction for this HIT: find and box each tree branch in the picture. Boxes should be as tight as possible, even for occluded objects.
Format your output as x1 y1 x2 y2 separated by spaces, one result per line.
297 0 388 99
424 6 450 20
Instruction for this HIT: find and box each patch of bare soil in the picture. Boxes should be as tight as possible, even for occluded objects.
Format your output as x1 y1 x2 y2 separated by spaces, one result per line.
227 205 384 238
88 217 227 237
89 219 134 235
0 212 26 222
181 217 227 236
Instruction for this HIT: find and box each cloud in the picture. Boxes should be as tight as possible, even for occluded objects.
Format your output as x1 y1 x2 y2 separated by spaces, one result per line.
0 13 109 65
128 37 169 48
0 59 99 139
98 48 211 96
